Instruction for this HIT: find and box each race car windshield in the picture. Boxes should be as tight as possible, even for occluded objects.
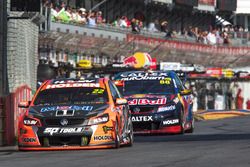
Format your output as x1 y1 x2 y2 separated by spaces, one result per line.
123 80 175 96
33 87 108 105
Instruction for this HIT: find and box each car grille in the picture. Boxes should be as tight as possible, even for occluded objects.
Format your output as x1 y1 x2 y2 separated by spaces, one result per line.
130 106 155 113
39 136 90 146
44 118 84 126
133 122 160 131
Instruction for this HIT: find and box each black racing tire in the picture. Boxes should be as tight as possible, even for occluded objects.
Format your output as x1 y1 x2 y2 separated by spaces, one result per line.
114 120 121 148
186 118 194 133
43 137 50 147
127 118 134 147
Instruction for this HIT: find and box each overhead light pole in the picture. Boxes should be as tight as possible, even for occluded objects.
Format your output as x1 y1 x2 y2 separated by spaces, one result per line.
0 0 9 96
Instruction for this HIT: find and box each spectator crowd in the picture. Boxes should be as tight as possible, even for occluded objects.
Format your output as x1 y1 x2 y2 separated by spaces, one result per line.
44 0 248 46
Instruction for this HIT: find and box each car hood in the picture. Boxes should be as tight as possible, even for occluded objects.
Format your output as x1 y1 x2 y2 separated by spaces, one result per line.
28 104 110 118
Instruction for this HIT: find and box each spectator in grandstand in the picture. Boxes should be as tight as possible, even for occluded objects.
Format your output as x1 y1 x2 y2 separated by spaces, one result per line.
125 17 131 28
96 11 105 25
215 29 223 45
148 20 159 32
187 26 195 38
207 29 217 45
88 11 97 27
50 3 58 22
119 16 128 28
111 16 120 27
58 6 72 22
75 9 87 24
239 26 244 32
201 31 208 44
131 18 141 34
160 21 169 38
222 31 231 45
66 7 74 21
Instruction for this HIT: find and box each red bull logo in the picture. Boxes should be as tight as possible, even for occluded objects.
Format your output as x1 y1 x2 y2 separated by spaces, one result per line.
124 56 137 66
123 52 154 69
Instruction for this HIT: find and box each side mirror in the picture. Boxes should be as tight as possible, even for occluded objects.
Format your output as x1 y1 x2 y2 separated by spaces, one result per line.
18 101 31 108
180 89 192 96
116 98 128 105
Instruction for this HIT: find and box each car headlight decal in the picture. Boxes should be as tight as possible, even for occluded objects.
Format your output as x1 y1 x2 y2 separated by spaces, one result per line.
157 105 176 112
23 117 41 126
88 114 109 125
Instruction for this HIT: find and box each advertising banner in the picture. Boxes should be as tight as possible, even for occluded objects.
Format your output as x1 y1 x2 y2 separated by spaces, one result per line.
175 0 198 6
198 0 216 11
217 0 237 11
198 0 215 6
160 62 181 71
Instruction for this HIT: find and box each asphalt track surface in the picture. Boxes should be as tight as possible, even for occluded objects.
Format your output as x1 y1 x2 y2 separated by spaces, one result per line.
1 116 250 167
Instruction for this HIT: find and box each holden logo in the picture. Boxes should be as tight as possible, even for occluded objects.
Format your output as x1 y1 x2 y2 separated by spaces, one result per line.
60 118 68 126
133 107 140 113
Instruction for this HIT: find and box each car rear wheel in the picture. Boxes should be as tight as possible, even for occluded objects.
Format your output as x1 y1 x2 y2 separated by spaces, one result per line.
186 118 194 133
114 121 121 148
43 137 50 147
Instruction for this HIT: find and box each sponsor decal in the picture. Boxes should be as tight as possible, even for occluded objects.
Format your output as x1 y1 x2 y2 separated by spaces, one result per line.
93 135 113 141
158 105 176 112
46 83 100 89
23 119 37 125
132 116 153 122
40 105 93 112
159 78 172 85
163 119 179 125
92 117 108 124
23 138 36 142
43 127 84 136
60 118 68 126
133 107 140 113
53 80 95 84
128 98 166 105
120 72 169 81
103 126 113 134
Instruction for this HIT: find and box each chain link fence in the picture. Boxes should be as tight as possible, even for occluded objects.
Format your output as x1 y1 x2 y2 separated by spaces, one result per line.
7 19 38 93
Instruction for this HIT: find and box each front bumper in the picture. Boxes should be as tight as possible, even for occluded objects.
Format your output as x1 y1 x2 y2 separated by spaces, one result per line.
18 123 116 150
131 111 181 134
133 125 181 134
19 142 115 151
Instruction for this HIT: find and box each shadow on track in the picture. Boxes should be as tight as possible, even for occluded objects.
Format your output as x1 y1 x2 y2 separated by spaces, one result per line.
134 133 250 143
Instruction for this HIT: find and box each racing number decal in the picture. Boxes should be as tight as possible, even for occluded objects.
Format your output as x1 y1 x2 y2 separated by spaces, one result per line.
92 89 104 94
160 78 171 85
